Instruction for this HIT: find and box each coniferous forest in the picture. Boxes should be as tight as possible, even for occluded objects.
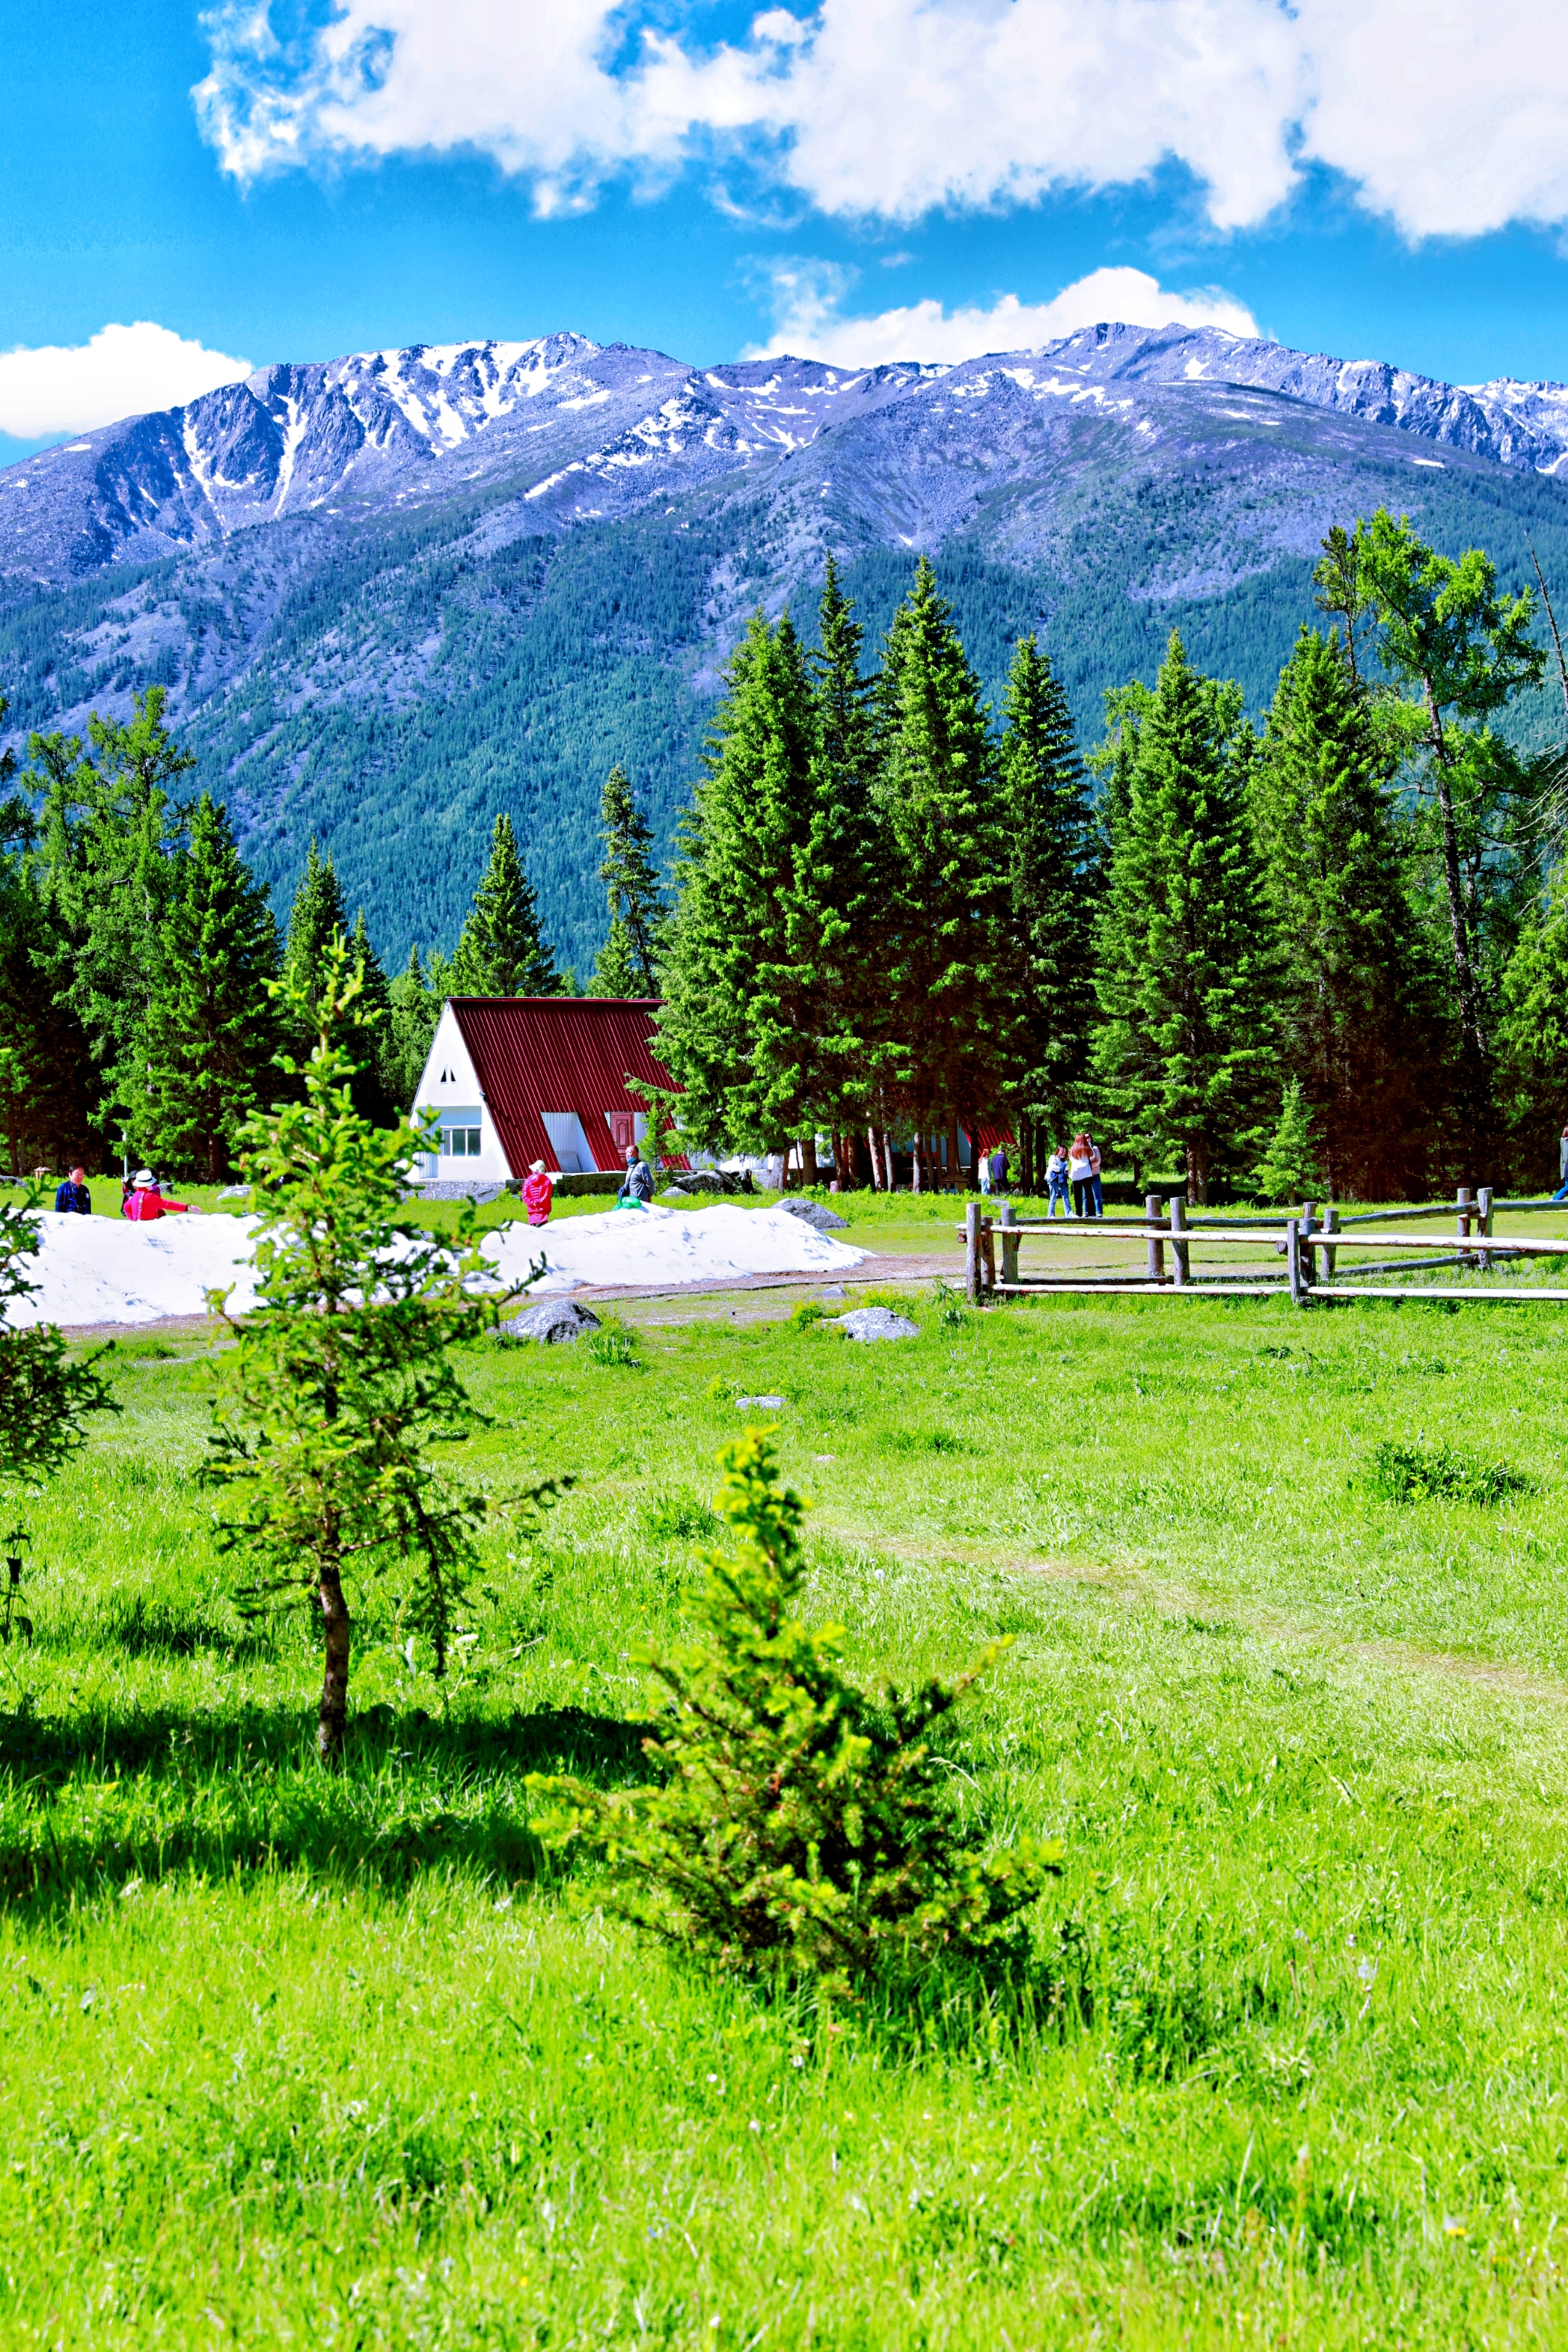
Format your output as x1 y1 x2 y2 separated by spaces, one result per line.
4 506 1568 1202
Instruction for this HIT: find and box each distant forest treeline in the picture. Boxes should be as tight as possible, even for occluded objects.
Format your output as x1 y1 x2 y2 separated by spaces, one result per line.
4 504 1568 1201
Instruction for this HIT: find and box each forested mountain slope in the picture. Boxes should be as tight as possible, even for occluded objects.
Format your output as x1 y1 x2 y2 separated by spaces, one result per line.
4 320 1568 971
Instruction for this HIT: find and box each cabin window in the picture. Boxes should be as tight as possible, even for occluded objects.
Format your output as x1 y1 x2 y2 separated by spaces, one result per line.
440 1127 482 1157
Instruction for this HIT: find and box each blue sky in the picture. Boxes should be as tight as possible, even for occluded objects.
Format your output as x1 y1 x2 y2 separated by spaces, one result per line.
3 0 1568 467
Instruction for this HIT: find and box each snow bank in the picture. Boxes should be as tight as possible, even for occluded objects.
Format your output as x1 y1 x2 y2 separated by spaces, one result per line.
485 1204 867 1294
3 1211 262 1328
3 1202 867 1328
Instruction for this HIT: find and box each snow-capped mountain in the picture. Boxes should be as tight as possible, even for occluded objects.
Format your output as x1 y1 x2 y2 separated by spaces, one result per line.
2 318 1567 976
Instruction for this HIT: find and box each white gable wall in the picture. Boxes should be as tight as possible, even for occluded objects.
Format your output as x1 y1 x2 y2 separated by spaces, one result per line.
408 1003 515 1182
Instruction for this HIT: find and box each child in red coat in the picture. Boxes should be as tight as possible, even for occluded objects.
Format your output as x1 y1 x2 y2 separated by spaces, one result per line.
521 1159 555 1228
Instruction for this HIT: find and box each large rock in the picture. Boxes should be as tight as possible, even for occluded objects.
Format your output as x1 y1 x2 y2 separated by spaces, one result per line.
832 1307 919 1342
777 1197 849 1232
499 1299 602 1345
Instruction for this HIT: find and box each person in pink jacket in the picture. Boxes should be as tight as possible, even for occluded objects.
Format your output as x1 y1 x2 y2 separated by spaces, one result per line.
121 1169 195 1222
521 1159 555 1228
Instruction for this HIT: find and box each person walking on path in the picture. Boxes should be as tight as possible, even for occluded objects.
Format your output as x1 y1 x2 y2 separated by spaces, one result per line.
1067 1134 1097 1219
987 1144 1009 1194
54 1166 91 1215
616 1144 655 1210
121 1170 194 1222
977 1151 992 1197
1553 1125 1568 1202
1045 1144 1069 1217
1086 1134 1104 1217
521 1159 555 1228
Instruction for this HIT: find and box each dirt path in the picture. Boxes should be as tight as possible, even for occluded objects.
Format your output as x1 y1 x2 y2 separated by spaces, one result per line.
821 1526 1568 1710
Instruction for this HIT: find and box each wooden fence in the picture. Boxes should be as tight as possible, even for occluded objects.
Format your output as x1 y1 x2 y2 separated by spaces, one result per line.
960 1188 1568 1307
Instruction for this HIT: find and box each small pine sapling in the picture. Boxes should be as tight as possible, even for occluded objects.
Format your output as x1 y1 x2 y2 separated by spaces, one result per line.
203 941 563 1765
529 1432 1061 1993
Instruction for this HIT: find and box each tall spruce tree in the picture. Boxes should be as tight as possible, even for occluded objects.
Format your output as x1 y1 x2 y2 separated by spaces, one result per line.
998 634 1099 1187
386 944 441 1108
0 716 91 1172
141 793 281 1182
350 908 397 1127
1497 863 1568 1188
873 558 1012 1183
1251 626 1436 1199
800 556 881 1164
282 840 349 1031
451 814 558 997
589 766 663 996
1093 632 1275 1204
657 609 819 1155
28 688 195 1143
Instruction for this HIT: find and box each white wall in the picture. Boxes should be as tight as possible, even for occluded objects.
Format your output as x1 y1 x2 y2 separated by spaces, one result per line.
408 1004 514 1182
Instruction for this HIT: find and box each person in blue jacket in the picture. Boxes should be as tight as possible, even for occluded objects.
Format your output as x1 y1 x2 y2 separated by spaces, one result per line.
54 1164 91 1215
616 1144 656 1210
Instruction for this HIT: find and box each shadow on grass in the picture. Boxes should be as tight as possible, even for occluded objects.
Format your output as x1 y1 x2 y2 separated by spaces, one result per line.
0 1703 651 1912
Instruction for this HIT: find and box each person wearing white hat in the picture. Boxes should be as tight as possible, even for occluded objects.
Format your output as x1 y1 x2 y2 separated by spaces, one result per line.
121 1170 195 1223
521 1159 555 1228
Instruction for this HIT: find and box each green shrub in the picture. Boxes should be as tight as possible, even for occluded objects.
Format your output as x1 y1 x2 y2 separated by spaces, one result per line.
1368 1440 1532 1506
528 1433 1061 1995
787 1299 826 1329
642 1487 722 1543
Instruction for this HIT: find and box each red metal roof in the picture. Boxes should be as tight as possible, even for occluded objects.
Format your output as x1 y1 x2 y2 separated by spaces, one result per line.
448 997 683 1176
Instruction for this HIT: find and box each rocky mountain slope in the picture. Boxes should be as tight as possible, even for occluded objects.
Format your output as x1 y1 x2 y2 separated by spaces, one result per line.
3 321 1567 970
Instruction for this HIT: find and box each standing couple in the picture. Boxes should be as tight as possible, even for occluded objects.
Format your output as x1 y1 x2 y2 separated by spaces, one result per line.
1045 1133 1102 1218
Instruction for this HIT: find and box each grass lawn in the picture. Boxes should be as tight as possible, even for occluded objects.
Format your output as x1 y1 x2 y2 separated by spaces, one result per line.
7 1281 1568 2344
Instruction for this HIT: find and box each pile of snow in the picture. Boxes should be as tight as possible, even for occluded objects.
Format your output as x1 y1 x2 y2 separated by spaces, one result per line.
2 1212 262 1328
486 1204 867 1294
3 1202 867 1328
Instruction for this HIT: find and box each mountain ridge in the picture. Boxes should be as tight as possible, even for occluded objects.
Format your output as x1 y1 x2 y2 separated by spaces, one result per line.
3 318 1567 974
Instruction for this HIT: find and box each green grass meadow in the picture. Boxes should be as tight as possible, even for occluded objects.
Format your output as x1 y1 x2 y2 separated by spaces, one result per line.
9 1273 1568 2345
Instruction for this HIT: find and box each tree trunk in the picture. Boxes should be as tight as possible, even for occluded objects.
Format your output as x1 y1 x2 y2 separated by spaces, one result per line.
1426 693 1490 1108
867 1126 882 1191
317 1556 352 1767
911 1133 923 1193
946 1111 962 1195
801 1133 819 1186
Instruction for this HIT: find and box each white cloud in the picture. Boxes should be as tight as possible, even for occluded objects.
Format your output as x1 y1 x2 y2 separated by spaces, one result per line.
0 321 253 439
748 264 1259 366
192 0 1568 246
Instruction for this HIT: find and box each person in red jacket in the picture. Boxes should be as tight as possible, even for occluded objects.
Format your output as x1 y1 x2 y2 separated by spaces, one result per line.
521 1159 555 1228
121 1169 195 1221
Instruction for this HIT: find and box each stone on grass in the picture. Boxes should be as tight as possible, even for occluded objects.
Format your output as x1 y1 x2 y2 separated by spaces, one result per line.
499 1299 602 1345
777 1196 849 1232
833 1306 919 1342
736 1393 787 1409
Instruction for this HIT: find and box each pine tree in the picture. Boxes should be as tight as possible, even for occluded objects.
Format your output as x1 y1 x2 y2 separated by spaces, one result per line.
386 944 441 1108
800 557 881 1161
141 793 281 1182
1498 862 1568 1188
998 634 1100 1188
656 610 820 1154
1093 632 1276 1204
282 840 349 1032
203 941 560 1766
589 767 663 996
874 558 1013 1183
27 688 195 1143
349 908 396 1127
1251 626 1436 1199
0 722 92 1174
1252 1077 1323 1204
451 814 558 996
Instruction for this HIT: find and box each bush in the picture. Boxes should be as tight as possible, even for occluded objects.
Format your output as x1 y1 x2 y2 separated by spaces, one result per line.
528 1433 1061 1994
1368 1440 1532 1506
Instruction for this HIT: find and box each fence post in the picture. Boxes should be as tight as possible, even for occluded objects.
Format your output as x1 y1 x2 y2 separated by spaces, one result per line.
1458 1185 1474 1266
998 1196 1019 1287
1478 1185 1493 1273
980 1218 996 1297
1146 1191 1165 1283
1323 1201 1338 1283
1288 1217 1304 1307
964 1199 980 1304
1168 1196 1189 1288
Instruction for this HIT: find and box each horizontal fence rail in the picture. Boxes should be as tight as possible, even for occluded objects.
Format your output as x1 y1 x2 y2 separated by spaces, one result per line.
959 1185 1568 1309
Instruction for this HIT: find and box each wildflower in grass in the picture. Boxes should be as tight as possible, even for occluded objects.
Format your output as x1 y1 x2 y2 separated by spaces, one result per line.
203 938 565 1765
528 1429 1061 1993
